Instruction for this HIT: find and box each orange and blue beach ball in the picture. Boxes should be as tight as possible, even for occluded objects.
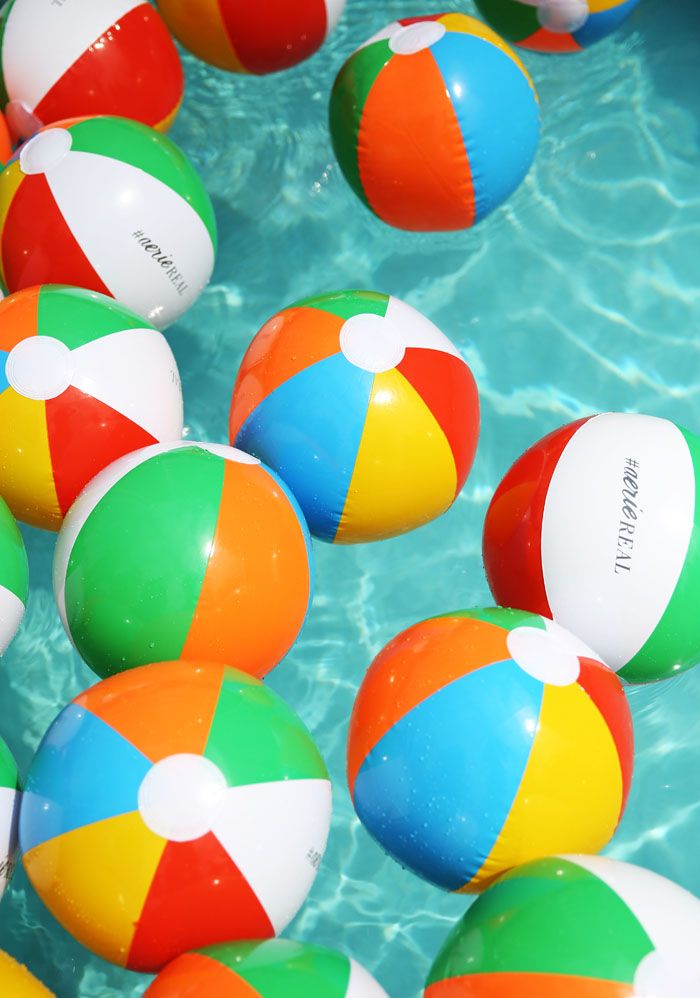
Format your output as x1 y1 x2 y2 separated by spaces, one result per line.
348 608 633 893
474 0 641 53
229 290 480 544
329 14 540 231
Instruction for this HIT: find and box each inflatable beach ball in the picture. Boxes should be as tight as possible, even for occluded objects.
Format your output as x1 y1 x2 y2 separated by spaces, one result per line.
426 855 700 997
54 441 313 680
20 660 332 971
0 0 183 138
484 413 700 684
156 0 345 75
329 14 540 232
474 0 640 53
0 734 19 899
0 286 183 531
0 495 27 655
348 607 633 893
230 290 479 544
0 952 54 997
146 940 388 997
0 115 217 328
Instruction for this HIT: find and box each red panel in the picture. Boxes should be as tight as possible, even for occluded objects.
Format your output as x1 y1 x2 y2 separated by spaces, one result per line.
1 173 111 296
219 0 328 74
577 658 634 817
398 15 443 25
144 952 259 997
521 28 583 53
397 348 479 496
0 113 11 164
33 4 184 130
482 418 590 616
46 387 157 516
127 833 274 972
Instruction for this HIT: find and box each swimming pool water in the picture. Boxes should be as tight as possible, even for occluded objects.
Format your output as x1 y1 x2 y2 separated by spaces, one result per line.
1 0 699 994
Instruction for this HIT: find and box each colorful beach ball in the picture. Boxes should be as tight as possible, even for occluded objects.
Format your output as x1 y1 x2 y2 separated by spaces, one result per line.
0 952 54 997
0 115 217 328
0 495 27 655
0 285 183 530
0 734 19 900
483 412 700 684
425 855 700 997
0 0 183 139
329 14 540 231
146 940 388 997
230 290 479 544
54 441 313 680
348 607 633 893
474 0 641 53
156 0 345 75
20 660 332 972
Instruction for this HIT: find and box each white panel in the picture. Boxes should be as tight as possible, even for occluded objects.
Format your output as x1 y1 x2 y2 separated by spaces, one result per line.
45 150 215 329
356 22 401 52
541 413 694 671
0 585 24 656
324 0 346 35
2 0 141 111
0 784 19 898
386 296 463 360
71 328 183 441
212 778 332 934
347 958 390 998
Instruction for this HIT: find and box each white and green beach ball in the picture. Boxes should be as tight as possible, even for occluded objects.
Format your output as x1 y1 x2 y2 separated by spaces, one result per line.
0 494 27 655
0 734 19 898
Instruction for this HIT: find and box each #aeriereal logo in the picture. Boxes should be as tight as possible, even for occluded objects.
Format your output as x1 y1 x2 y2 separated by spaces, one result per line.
615 457 641 576
132 230 189 297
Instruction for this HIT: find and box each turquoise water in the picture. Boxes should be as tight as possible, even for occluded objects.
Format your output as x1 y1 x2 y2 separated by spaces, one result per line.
2 0 700 994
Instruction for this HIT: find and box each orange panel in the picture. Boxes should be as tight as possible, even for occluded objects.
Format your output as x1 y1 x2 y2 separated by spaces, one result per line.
182 461 311 678
522 28 583 52
229 306 342 438
145 953 260 997
0 286 40 351
75 660 226 761
425 973 633 997
347 617 508 793
358 51 474 231
157 0 245 72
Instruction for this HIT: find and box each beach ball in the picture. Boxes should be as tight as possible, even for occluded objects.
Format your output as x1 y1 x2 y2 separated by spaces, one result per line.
329 14 540 232
0 285 183 531
0 0 183 139
0 115 217 328
146 939 388 997
230 290 479 543
0 734 19 899
20 660 332 971
348 607 633 893
54 441 313 680
425 855 700 997
0 495 27 655
156 0 345 75
474 0 640 53
0 952 54 997
483 412 700 684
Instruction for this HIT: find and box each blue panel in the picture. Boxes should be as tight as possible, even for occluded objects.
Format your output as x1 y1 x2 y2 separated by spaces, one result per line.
574 0 640 47
353 659 543 890
0 350 9 395
234 354 374 543
19 703 151 854
430 32 540 223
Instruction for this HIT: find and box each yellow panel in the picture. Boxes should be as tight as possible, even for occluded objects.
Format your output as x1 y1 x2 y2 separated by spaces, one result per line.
23 812 166 967
0 390 60 529
588 0 630 11
0 162 24 287
438 13 538 98
464 681 623 892
335 369 457 543
0 951 54 997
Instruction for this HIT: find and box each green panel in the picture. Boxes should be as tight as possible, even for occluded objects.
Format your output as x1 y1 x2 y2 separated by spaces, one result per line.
329 40 393 209
0 734 18 791
0 497 28 602
427 857 652 985
200 940 351 998
67 116 218 249
623 424 700 683
291 289 389 321
204 667 329 787
64 447 224 678
431 607 546 632
38 285 153 350
474 0 541 43
0 0 16 111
